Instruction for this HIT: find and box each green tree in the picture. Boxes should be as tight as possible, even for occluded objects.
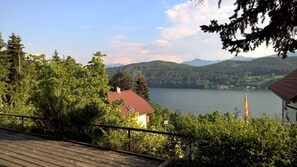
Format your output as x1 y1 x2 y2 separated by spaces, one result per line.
30 52 111 138
0 33 5 50
0 33 8 107
109 70 134 91
149 104 175 131
4 33 28 106
200 0 297 58
84 52 110 98
6 33 26 83
52 50 61 62
135 73 150 101
0 33 37 115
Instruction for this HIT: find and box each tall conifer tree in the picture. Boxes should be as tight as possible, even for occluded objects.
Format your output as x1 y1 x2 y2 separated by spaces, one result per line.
5 33 27 105
135 73 150 102
6 33 26 83
52 50 61 62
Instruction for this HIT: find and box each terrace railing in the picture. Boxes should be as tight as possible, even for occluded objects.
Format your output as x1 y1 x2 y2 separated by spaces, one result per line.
0 112 192 160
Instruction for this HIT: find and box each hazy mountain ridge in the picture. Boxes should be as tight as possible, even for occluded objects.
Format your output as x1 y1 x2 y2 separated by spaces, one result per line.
229 55 254 61
105 63 125 68
182 56 254 67
182 59 220 67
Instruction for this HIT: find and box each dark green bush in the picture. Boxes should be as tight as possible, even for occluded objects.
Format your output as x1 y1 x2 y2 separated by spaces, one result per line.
169 112 297 167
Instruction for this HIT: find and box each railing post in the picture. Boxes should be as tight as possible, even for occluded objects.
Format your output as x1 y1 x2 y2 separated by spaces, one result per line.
128 129 131 151
189 139 192 163
21 116 24 126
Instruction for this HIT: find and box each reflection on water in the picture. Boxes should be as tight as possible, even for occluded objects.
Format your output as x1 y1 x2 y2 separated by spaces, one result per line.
150 88 282 118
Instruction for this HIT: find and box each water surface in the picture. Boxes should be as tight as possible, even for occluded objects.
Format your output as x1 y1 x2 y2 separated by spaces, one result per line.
150 88 282 118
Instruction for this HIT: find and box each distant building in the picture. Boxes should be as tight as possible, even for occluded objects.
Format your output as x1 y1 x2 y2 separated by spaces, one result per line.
107 88 154 127
217 84 229 90
269 68 297 124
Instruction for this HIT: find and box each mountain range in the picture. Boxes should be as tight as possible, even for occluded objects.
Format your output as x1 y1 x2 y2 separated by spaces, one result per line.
106 54 296 68
106 55 297 90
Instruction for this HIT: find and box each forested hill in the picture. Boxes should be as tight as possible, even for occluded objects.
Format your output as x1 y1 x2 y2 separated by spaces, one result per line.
106 56 297 90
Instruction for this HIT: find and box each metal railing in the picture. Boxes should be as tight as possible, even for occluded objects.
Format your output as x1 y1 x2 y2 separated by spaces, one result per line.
0 113 44 126
0 113 192 160
92 124 186 152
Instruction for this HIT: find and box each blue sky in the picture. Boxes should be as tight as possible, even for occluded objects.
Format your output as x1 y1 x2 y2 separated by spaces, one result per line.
0 0 275 65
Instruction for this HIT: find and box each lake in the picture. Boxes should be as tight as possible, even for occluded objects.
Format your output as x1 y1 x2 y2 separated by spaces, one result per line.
149 88 282 118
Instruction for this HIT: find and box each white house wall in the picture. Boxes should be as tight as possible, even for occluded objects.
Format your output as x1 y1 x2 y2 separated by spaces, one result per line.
284 101 297 124
137 114 147 128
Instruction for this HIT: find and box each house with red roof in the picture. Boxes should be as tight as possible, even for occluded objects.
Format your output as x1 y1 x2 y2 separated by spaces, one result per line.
107 88 155 127
269 68 297 124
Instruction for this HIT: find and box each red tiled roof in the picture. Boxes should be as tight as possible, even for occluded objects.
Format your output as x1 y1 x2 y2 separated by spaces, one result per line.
269 68 297 103
107 90 154 116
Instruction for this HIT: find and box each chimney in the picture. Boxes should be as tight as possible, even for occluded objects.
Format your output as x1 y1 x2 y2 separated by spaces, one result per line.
116 87 121 93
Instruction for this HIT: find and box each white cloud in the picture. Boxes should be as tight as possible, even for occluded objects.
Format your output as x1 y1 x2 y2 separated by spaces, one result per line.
103 35 146 64
104 0 276 65
103 35 182 64
160 26 197 40
160 0 233 40
154 39 169 46
240 44 275 57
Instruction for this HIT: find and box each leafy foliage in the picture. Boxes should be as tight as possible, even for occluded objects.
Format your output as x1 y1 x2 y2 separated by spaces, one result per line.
0 33 35 115
200 0 297 58
0 33 5 50
6 33 27 84
3 33 29 106
0 33 8 102
29 52 111 139
94 110 169 157
0 33 125 141
109 70 134 91
149 103 175 131
168 112 297 166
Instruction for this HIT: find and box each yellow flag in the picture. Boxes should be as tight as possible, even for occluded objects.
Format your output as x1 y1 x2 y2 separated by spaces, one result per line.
244 94 249 122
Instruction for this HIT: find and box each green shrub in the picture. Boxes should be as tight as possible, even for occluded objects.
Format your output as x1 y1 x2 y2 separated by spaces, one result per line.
169 112 297 167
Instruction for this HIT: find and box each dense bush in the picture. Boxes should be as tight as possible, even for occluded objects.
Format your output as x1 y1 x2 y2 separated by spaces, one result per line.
168 112 297 166
27 52 113 141
94 111 169 157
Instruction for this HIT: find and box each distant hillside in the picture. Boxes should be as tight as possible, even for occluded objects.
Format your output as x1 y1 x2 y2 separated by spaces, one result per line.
182 59 220 67
105 63 125 68
229 55 253 61
182 56 253 67
106 57 297 90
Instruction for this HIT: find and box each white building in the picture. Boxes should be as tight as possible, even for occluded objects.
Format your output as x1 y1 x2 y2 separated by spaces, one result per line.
269 69 297 124
107 88 154 127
